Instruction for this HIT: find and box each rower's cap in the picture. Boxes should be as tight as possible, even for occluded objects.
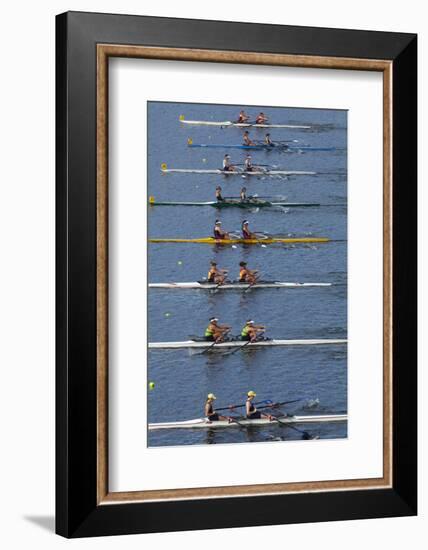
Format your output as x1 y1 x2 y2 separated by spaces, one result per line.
247 390 257 397
242 220 249 225
246 319 254 324
210 260 217 265
239 261 247 266
207 393 217 400
215 219 221 224
216 186 222 190
225 154 230 158
241 186 247 190
209 317 219 322
266 133 270 136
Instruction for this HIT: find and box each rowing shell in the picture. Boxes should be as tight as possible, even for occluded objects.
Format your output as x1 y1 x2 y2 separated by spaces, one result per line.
188 143 335 152
149 414 347 430
149 281 332 289
161 168 316 176
149 199 320 208
149 338 347 349
149 237 329 244
179 117 311 129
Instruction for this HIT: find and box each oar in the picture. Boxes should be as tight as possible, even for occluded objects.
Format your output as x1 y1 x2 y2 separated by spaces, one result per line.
200 340 220 354
210 273 230 292
258 398 304 411
216 398 301 413
216 399 272 413
224 415 247 428
243 275 262 293
200 329 230 355
225 339 254 356
270 411 316 440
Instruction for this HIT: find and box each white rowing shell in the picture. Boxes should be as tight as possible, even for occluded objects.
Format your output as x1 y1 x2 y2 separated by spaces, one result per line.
149 338 347 349
179 119 311 129
149 414 348 430
149 282 332 289
161 168 316 176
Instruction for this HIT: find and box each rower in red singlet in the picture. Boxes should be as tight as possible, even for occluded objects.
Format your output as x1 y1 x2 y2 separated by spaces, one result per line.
237 110 250 123
255 112 268 124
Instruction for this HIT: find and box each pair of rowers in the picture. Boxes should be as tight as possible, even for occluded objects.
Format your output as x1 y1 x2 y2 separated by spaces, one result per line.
243 131 275 147
213 219 258 240
215 186 250 202
237 110 269 124
207 260 259 285
204 318 266 343
205 391 274 423
222 154 257 172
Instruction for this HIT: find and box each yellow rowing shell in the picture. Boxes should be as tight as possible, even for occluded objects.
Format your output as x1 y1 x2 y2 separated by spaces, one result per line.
149 237 329 244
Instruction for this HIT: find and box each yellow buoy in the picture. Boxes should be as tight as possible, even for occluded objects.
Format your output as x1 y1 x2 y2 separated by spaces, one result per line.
161 163 167 170
149 381 155 390
149 196 155 204
187 137 193 145
179 115 185 121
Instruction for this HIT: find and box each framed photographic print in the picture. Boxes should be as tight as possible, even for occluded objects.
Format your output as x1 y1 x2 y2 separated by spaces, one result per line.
56 11 417 537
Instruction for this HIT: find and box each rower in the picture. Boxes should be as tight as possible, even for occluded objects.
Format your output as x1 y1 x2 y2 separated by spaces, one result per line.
241 320 266 342
241 220 257 240
240 187 247 201
222 154 235 172
256 112 268 124
239 261 259 284
243 131 255 146
237 110 250 123
264 133 274 146
205 393 231 423
205 317 231 342
246 391 273 420
244 154 254 172
215 186 225 202
207 260 228 284
213 219 229 240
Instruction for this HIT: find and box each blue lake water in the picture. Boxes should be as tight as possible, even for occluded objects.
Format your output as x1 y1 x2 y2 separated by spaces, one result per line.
147 101 347 446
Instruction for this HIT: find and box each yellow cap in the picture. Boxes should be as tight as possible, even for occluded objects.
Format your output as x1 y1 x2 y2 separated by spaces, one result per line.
207 393 216 400
247 390 256 397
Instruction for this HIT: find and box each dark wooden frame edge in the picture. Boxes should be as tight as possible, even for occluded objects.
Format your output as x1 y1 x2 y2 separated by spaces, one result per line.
56 11 417 538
